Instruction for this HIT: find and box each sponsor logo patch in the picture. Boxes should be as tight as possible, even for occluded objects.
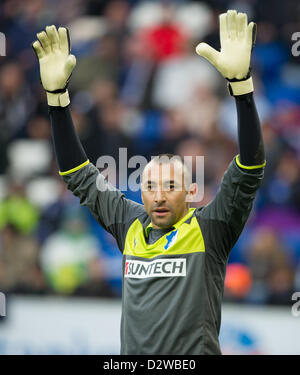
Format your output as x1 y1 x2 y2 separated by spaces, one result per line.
125 258 186 279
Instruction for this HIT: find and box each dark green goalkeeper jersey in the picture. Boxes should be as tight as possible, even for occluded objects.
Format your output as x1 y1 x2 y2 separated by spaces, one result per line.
62 156 264 354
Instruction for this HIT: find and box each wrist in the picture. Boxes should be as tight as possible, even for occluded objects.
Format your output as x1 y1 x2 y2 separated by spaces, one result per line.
46 90 70 107
227 77 254 96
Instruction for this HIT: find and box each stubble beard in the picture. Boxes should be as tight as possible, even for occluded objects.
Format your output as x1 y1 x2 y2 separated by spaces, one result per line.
150 209 177 229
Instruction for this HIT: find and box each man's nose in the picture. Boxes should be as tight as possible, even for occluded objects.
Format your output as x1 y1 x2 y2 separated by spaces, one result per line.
154 188 166 202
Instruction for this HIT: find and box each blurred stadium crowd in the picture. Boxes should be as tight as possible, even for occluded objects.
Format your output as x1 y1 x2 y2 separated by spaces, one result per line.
0 0 300 304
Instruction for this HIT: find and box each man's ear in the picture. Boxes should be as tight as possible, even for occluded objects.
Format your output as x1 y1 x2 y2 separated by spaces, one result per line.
185 183 198 203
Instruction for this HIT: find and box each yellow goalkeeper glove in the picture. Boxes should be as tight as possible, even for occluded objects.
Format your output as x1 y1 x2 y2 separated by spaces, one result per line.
32 25 76 107
196 9 256 96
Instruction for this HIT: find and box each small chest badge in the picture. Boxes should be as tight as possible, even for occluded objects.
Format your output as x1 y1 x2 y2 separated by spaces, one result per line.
164 229 178 250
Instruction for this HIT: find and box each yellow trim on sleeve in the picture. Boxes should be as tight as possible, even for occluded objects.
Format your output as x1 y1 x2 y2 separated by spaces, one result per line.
59 159 90 176
235 155 266 170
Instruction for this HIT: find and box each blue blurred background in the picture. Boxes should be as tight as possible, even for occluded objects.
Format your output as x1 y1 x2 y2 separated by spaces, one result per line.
0 0 300 309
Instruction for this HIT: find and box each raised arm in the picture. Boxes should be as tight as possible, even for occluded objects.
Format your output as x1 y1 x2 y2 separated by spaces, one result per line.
32 26 145 251
195 10 266 262
32 25 87 172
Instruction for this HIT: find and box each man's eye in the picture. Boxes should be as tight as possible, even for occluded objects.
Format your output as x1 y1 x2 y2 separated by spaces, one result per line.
165 184 175 190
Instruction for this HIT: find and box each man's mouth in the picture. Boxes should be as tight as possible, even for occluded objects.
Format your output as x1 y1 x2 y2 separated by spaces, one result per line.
153 208 170 217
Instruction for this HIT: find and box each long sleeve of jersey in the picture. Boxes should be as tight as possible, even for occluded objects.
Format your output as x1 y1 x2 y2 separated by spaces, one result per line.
235 92 265 168
49 105 88 173
48 104 145 250
196 92 266 264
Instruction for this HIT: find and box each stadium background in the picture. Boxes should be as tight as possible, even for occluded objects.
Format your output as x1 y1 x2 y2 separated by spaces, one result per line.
0 0 300 354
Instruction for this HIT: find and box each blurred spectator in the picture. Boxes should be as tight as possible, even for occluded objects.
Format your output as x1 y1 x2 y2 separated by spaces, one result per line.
103 0 130 37
36 180 76 244
180 84 220 140
265 150 300 211
0 61 33 172
70 33 121 92
26 115 51 140
152 40 220 109
224 263 252 302
139 3 187 63
0 224 45 294
153 108 190 155
246 227 295 305
120 31 156 108
40 205 114 297
0 181 39 234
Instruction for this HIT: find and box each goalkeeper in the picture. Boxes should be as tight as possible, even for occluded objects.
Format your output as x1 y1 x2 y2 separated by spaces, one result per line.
32 10 265 354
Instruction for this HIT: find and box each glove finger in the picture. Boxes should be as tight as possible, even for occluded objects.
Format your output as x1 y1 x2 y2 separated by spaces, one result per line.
32 40 45 59
64 54 76 77
37 31 51 54
227 9 238 40
46 25 60 51
58 27 70 55
196 42 219 67
219 13 229 47
247 22 257 48
237 12 247 41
